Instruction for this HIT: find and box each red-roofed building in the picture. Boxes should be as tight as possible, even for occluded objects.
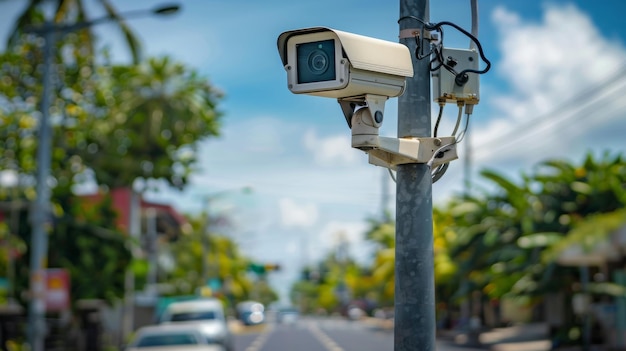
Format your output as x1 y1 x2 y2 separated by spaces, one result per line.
79 187 188 242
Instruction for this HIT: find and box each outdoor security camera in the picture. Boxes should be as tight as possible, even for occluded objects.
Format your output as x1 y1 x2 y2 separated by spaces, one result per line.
277 27 455 169
277 27 414 149
277 27 414 99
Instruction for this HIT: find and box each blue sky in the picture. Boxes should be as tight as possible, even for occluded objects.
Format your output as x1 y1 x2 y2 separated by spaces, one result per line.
2 0 626 301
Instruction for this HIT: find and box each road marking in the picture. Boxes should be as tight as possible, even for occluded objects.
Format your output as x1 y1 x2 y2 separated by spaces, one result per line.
245 324 274 351
308 323 344 351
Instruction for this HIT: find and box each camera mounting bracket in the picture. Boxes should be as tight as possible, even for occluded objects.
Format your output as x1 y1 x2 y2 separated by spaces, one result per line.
346 95 458 169
365 136 458 170
339 94 387 128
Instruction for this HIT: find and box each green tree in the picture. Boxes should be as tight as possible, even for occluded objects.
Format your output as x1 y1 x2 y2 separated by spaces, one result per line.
0 5 222 308
364 217 395 306
47 195 131 303
166 213 279 308
291 237 372 314
443 152 626 317
82 56 222 189
447 171 540 301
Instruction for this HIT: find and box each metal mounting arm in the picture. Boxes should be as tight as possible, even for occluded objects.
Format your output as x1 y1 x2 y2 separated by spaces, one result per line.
348 95 458 169
366 136 458 170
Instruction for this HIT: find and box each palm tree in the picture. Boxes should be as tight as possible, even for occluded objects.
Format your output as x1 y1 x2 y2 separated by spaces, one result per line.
440 153 626 330
6 0 142 63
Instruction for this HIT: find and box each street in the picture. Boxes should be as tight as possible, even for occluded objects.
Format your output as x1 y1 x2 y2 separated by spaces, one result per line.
232 317 483 351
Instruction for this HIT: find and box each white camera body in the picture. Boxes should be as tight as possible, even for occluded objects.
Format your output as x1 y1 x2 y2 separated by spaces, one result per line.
276 27 457 169
277 27 414 99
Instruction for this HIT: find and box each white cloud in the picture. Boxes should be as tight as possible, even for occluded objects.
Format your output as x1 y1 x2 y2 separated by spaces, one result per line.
494 4 623 103
278 198 319 228
303 129 360 166
472 4 626 167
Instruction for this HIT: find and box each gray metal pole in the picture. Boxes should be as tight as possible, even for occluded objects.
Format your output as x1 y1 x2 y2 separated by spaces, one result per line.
581 266 591 351
146 208 158 294
123 189 142 341
28 24 55 351
396 0 436 350
202 196 210 287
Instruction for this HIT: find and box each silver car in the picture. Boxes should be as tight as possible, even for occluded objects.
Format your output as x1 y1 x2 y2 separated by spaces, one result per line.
159 298 233 351
126 324 226 351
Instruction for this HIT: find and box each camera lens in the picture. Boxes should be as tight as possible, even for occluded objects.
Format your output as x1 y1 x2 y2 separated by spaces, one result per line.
296 39 336 84
308 51 329 75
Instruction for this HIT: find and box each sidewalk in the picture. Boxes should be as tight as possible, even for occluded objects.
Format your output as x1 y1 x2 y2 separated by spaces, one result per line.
366 319 607 351
446 323 552 351
441 323 607 351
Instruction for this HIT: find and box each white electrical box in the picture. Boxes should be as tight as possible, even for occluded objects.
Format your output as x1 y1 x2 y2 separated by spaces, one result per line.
432 48 479 104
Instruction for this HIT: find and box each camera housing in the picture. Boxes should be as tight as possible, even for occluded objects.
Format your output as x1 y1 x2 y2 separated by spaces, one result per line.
277 27 414 99
276 27 456 169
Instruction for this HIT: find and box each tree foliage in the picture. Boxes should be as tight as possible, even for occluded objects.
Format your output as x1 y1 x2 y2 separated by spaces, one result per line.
291 243 367 314
79 56 222 188
290 152 626 317
0 1 222 307
166 213 278 309
446 152 626 302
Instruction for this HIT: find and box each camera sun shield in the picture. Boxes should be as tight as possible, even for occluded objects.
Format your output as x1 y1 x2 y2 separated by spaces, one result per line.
278 27 413 99
276 27 455 171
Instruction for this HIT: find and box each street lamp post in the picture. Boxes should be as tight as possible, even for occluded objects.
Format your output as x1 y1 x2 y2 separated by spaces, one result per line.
25 4 179 351
199 187 252 292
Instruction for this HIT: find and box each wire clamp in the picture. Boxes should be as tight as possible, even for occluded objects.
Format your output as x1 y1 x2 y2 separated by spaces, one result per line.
361 136 458 170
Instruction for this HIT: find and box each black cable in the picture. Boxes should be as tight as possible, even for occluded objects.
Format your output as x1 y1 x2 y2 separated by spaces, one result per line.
399 15 443 64
430 53 443 71
416 26 444 62
430 29 463 77
427 30 451 74
403 17 492 85
398 15 485 185
433 103 444 137
400 13 493 83
425 21 491 78
414 33 436 60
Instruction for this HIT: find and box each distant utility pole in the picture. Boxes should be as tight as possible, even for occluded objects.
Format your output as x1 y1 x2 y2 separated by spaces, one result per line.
396 1 436 351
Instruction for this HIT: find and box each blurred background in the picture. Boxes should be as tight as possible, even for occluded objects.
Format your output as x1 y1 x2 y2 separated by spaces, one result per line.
0 0 625 350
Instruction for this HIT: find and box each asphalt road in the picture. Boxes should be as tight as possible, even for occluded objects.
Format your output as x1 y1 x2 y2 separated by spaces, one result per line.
232 317 483 351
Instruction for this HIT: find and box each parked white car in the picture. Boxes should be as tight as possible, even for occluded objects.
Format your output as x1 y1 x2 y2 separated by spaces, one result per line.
159 298 233 351
126 324 226 351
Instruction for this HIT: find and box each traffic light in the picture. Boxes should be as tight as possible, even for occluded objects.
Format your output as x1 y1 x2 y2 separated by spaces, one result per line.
247 262 281 275
264 263 281 272
247 263 266 275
